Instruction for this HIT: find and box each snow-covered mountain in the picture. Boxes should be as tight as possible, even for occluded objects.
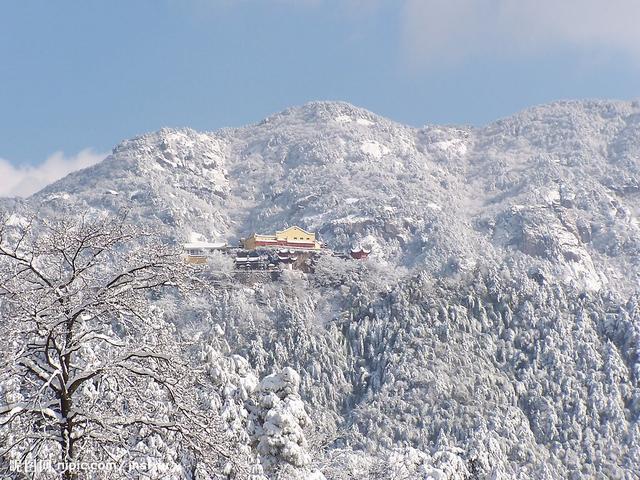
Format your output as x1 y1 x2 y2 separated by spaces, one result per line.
30 100 640 294
7 100 640 478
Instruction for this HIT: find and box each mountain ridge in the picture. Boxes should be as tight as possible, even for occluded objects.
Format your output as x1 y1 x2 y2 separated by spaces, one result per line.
3 99 640 478
20 99 640 295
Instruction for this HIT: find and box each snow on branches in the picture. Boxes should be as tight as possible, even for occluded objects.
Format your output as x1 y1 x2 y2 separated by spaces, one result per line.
0 211 247 479
247 367 323 480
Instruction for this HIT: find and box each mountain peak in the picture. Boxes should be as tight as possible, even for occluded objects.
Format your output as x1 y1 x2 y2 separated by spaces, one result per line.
259 100 393 128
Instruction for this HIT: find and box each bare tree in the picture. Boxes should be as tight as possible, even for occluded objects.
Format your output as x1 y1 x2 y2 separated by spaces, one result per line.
0 212 247 479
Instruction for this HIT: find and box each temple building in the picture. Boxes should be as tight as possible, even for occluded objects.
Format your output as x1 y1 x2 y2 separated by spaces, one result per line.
243 226 322 250
350 246 371 260
276 249 298 270
183 241 227 264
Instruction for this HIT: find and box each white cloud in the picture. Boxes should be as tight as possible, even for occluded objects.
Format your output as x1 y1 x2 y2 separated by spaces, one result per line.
0 149 106 198
399 0 640 67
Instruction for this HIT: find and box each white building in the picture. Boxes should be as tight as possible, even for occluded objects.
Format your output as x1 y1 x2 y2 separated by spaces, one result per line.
183 241 227 264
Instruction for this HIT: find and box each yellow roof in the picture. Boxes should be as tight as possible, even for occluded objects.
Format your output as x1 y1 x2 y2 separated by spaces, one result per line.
276 225 315 236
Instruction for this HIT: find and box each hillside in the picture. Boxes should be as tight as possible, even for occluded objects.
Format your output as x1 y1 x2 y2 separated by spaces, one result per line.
30 100 640 293
5 100 640 478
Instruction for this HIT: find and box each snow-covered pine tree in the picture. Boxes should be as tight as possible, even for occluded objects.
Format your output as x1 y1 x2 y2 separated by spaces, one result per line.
247 367 324 480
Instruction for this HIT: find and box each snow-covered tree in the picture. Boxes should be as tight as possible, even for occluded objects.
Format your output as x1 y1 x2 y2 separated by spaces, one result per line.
247 367 324 479
0 212 245 479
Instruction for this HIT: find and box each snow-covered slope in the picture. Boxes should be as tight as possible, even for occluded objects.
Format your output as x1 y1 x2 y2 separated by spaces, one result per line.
31 100 640 294
10 99 640 478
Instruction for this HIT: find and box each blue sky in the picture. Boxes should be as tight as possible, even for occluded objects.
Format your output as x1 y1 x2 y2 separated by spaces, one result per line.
1 0 640 195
